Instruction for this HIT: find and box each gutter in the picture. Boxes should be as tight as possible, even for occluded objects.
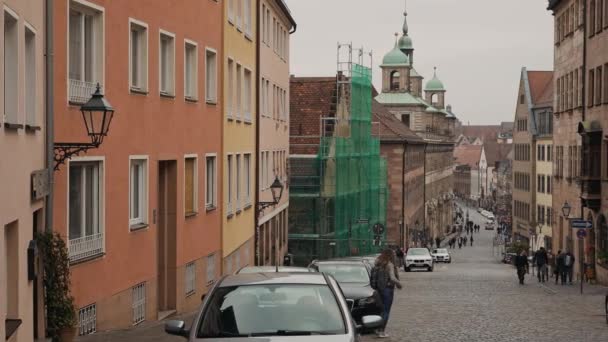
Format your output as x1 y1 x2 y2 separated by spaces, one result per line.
275 0 297 33
45 0 54 233
401 142 406 248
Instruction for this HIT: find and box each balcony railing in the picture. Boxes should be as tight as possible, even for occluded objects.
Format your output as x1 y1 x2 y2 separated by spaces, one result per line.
69 79 101 104
69 233 104 262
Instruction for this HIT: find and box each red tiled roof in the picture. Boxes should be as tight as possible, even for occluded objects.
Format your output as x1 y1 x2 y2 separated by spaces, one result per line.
527 71 553 105
454 145 483 169
483 142 513 166
461 125 501 143
372 100 422 143
532 73 554 109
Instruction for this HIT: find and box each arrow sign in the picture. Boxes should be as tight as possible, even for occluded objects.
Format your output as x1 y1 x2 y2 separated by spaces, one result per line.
571 220 593 229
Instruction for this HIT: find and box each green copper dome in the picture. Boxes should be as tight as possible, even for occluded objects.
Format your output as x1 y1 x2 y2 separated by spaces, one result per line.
398 35 413 51
425 68 445 91
382 45 410 67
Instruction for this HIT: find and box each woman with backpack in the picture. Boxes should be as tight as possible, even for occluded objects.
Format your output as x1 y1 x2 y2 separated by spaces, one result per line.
372 249 402 338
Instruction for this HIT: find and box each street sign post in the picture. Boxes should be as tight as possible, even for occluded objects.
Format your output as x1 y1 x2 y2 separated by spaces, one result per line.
571 220 593 229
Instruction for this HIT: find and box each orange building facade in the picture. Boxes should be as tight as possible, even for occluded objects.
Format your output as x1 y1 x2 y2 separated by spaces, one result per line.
52 0 223 333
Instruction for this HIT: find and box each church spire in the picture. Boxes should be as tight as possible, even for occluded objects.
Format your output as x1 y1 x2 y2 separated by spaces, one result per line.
402 0 409 36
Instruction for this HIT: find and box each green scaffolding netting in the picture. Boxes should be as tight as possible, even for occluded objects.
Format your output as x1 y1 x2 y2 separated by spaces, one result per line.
289 64 388 266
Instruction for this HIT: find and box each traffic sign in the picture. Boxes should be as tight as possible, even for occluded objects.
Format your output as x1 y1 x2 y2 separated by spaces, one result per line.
576 229 587 239
571 220 593 229
372 223 385 235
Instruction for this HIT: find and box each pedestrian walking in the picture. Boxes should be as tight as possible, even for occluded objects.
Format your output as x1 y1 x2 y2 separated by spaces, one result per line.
395 247 404 269
463 236 468 246
515 251 529 285
562 250 575 285
533 247 549 283
458 239 462 249
435 237 441 249
470 236 474 246
371 249 402 338
554 250 563 284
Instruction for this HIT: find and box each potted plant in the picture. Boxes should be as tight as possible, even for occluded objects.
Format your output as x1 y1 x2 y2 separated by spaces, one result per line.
37 232 77 342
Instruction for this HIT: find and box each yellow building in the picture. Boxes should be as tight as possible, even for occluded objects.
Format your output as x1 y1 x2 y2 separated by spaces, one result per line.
222 0 257 273
533 90 553 251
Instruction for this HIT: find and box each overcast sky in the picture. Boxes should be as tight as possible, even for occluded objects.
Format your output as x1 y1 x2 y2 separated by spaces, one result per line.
284 0 554 125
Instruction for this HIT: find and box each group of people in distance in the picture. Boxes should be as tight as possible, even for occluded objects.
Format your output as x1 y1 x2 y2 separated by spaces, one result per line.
514 247 576 285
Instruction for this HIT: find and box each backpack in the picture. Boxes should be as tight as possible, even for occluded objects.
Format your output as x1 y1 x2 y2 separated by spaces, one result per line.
565 255 572 267
370 264 390 290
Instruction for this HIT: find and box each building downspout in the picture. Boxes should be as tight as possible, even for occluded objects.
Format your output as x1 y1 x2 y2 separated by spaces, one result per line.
423 144 427 242
579 0 587 274
45 0 54 233
254 0 261 266
401 142 407 248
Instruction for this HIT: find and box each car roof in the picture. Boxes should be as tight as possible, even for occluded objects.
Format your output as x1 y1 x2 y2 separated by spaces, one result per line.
219 272 329 287
237 266 314 273
313 259 368 265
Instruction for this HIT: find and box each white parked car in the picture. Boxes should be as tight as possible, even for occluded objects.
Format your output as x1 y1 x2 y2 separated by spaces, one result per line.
404 248 434 272
431 248 451 263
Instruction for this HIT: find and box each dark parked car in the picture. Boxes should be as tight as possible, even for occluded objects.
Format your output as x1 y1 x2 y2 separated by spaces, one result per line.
308 260 383 326
165 272 382 341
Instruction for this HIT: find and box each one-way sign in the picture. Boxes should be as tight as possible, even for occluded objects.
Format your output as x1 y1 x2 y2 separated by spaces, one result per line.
571 220 593 229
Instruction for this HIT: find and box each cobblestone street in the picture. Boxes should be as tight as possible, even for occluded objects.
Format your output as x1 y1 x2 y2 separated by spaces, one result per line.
77 205 608 342
362 205 608 342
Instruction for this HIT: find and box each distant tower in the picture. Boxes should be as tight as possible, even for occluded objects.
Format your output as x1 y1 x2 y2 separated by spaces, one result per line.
380 34 411 93
397 0 414 64
425 67 446 109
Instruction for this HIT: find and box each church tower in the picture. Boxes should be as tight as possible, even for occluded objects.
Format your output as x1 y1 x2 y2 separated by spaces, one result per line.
380 35 411 93
425 67 446 109
397 1 414 63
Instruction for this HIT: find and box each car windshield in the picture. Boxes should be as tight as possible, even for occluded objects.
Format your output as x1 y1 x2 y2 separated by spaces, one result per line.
197 284 346 337
433 249 448 254
317 264 369 283
408 249 430 256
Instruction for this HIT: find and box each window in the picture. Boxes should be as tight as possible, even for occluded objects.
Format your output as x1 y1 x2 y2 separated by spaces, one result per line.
132 283 146 325
261 77 266 116
228 0 235 23
129 19 148 91
184 40 198 100
244 0 252 36
236 154 242 210
547 175 552 194
236 0 242 29
520 94 524 104
605 63 608 103
4 9 18 124
205 155 217 209
206 49 217 103
69 3 104 104
227 155 233 215
207 253 216 284
69 160 104 262
591 0 596 37
78 303 97 336
266 8 271 44
596 66 602 106
24 25 37 127
236 64 242 119
262 4 266 43
159 31 175 96
185 262 196 296
589 68 595 107
185 156 198 215
244 153 251 205
129 158 148 227
243 69 252 121
227 58 234 118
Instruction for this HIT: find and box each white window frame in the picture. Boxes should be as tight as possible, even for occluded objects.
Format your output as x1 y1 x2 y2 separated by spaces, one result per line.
67 156 105 262
205 47 218 104
207 253 216 284
132 282 146 325
236 0 243 30
236 154 242 211
185 262 196 296
227 154 234 216
205 153 218 210
67 0 105 104
129 156 148 228
159 29 176 96
243 68 252 122
244 153 252 206
184 154 199 215
128 18 149 93
236 63 242 120
261 4 266 43
184 39 198 101
3 7 18 124
24 22 37 127
244 0 252 37
227 57 234 119
78 303 97 336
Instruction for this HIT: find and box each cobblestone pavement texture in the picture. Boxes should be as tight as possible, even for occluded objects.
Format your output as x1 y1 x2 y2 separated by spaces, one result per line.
78 203 608 342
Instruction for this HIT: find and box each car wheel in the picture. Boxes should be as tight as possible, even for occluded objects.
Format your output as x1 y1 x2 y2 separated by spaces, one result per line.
428 266 433 272
405 266 411 272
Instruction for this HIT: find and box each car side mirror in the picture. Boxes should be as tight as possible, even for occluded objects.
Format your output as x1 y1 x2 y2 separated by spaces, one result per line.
360 315 383 330
165 320 189 338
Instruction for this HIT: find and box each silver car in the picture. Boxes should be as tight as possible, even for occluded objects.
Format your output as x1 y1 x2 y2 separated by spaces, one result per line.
236 266 315 274
165 272 382 341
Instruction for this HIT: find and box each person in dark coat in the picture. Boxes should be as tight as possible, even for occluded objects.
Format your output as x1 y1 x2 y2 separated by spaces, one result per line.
554 250 563 284
470 235 474 246
533 247 549 283
514 251 529 285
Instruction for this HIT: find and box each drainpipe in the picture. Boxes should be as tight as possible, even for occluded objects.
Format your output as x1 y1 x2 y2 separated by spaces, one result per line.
45 0 54 233
401 142 407 248
580 0 587 278
423 143 427 242
254 0 261 266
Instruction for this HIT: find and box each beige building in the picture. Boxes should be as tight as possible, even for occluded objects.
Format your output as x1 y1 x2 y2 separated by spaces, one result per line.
533 81 553 251
256 0 296 266
1 0 46 340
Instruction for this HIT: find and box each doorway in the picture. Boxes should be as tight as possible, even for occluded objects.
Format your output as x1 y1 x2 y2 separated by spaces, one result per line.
157 161 177 315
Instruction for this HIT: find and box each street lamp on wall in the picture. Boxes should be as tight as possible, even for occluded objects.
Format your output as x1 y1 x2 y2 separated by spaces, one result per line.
54 84 115 171
562 201 571 218
258 176 284 211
